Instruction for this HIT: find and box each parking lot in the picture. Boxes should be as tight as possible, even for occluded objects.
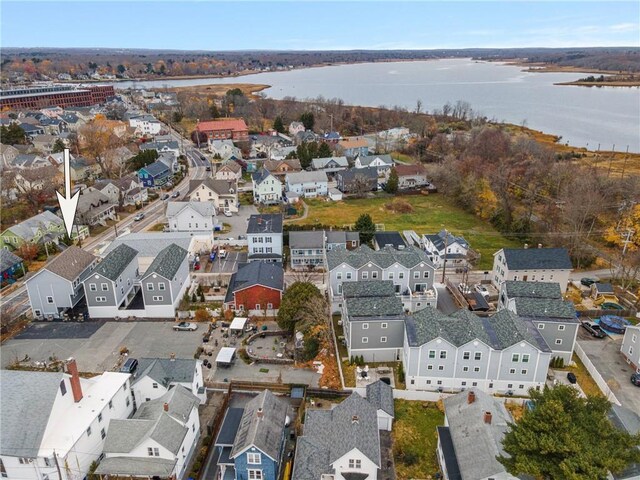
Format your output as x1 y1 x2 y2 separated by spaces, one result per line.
221 204 258 235
577 328 640 412
204 251 247 274
1 321 202 373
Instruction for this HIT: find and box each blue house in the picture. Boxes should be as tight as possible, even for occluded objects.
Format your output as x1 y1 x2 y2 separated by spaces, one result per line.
138 160 171 188
0 249 25 285
214 390 289 480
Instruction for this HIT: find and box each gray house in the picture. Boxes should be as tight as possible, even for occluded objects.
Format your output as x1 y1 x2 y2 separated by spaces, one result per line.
83 244 139 319
289 230 326 270
342 280 405 362
25 246 97 319
498 281 578 364
140 244 190 318
366 380 395 431
247 214 283 263
621 325 640 373
335 167 378 193
327 245 437 313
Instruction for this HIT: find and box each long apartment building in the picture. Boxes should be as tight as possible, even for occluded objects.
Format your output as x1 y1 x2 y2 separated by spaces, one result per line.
0 84 115 110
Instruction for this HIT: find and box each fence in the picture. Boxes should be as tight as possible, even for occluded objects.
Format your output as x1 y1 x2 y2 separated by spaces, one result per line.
577 309 636 318
574 343 621 406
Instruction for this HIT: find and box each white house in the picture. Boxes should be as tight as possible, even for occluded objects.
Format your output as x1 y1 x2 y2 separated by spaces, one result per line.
129 115 162 136
132 357 206 405
422 229 471 269
188 178 239 213
96 386 200 480
288 121 305 136
0 360 134 480
214 160 243 181
492 247 573 293
365 380 395 431
285 170 328 198
166 201 218 234
251 168 282 205
247 214 283 263
621 325 640 373
354 154 394 176
209 139 242 161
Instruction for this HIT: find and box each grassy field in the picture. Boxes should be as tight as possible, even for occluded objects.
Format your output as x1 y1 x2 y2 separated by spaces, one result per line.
393 400 444 479
292 194 521 269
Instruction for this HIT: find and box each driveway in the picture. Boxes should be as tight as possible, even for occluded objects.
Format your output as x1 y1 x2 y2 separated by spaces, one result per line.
206 251 247 274
577 330 640 412
436 284 459 314
222 205 258 235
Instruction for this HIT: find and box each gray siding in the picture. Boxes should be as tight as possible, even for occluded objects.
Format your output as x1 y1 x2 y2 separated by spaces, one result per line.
170 259 189 303
621 326 640 370
84 273 116 307
533 320 578 363
141 274 172 306
348 319 404 350
26 270 75 316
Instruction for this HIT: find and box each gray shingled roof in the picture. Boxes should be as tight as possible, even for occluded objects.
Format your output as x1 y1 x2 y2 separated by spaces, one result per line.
342 280 396 298
41 246 95 281
346 296 404 318
292 392 380 480
501 247 572 270
142 243 187 280
103 232 192 259
357 154 393 166
95 457 176 477
289 230 324 249
443 389 512 480
252 167 274 185
513 297 577 320
225 262 284 304
310 156 348 170
247 214 283 234
133 358 198 387
286 170 328 184
140 159 170 177
374 231 407 249
188 178 236 196
6 210 63 242
503 281 561 299
92 244 138 281
366 380 394 418
0 249 23 272
0 370 64 457
424 229 469 252
165 201 216 218
327 244 433 271
230 390 289 461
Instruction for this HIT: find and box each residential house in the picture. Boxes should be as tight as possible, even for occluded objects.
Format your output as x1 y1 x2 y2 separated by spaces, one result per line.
94 175 147 206
187 178 239 213
37 117 64 135
285 170 329 198
59 112 84 131
288 121 305 136
64 156 102 181
403 308 552 394
321 131 342 143
250 133 293 158
139 139 180 158
326 230 360 251
247 214 283 263
437 389 518 480
423 230 471 269
252 168 282 205
14 166 62 193
96 386 200 480
214 390 290 480
25 246 97 319
342 280 406 362
498 281 579 364
129 114 162 136
335 167 378 193
31 134 58 154
0 361 134 480
157 151 180 174
292 392 381 480
19 123 45 138
289 230 360 269
263 158 302 179
138 160 171 188
224 262 284 315
0 249 25 283
374 231 407 250
337 137 371 159
392 163 429 190
354 154 394 176
0 143 19 166
310 155 349 175
327 245 437 313
209 139 242 161
295 130 317 145
131 357 206 406
492 247 573 293
0 210 88 251
366 380 395 431
46 151 73 167
12 153 49 169
196 118 249 142
166 201 217 234
214 160 243 181
76 188 117 227
621 325 640 373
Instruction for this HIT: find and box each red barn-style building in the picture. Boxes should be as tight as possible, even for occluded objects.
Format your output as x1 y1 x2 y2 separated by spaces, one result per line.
196 118 249 142
223 261 284 315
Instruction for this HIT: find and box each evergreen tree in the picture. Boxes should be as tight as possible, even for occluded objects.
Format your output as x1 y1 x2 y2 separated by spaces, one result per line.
0 124 27 145
385 167 399 194
276 282 322 331
273 116 285 134
52 139 66 153
318 141 332 158
299 112 315 131
355 213 376 244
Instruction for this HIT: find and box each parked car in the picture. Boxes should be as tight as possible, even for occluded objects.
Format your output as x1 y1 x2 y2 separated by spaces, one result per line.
206 166 211 172
458 283 472 295
580 277 598 286
133 213 145 221
631 373 640 387
223 210 232 217
161 193 170 200
173 322 197 331
120 357 138 374
474 284 490 297
219 249 227 259
581 321 606 338
567 372 577 384
171 191 180 198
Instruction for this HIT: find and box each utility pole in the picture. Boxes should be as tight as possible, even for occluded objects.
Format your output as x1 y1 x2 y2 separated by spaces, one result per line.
621 228 635 256
607 144 615 177
53 451 63 480
441 230 449 284
621 145 630 180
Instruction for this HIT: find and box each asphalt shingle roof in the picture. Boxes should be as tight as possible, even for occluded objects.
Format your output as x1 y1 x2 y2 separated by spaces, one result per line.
327 244 433 271
6 210 63 242
503 281 561 299
374 231 407 249
311 156 348 170
142 243 187 280
424 229 469 252
188 178 236 196
140 160 170 177
252 167 274 185
0 249 23 272
513 297 577 320
133 358 198 387
225 262 284 304
92 244 138 281
42 246 95 281
501 247 572 270
165 201 216 218
366 380 394 418
345 295 405 318
286 170 328 184
247 214 283 234
342 280 396 298
356 154 393 166
95 457 176 477
289 230 324 249
103 232 192 259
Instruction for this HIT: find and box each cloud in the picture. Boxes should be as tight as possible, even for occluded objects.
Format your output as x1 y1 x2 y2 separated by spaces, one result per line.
610 22 639 32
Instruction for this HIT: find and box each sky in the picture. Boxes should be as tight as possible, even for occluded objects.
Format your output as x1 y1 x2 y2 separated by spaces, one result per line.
1 1 639 50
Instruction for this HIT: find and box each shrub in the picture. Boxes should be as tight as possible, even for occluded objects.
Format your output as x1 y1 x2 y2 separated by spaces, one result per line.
385 199 413 214
397 362 405 383
193 346 204 359
202 436 211 446
192 462 202 472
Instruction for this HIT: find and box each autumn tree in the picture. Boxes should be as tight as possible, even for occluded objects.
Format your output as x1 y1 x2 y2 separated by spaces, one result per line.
355 213 376 244
498 384 640 480
16 243 40 262
385 167 399 194
351 174 374 198
475 178 498 220
79 118 124 177
276 282 322 331
604 203 640 253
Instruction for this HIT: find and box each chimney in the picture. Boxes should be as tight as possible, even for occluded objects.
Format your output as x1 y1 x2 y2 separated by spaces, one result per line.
66 357 83 403
257 407 263 419
484 411 493 424
163 402 169 412
170 352 176 361
467 391 476 404
352 415 359 424
523 243 528 249
538 243 543 249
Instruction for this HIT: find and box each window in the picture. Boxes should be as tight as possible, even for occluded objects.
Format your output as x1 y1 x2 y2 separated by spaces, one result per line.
98 413 103 422
147 448 159 457
522 354 530 363
509 368 516 374
86 426 92 436
512 354 519 362
152 382 158 389
248 470 263 480
474 352 482 360
558 325 565 331
440 351 447 359
126 396 130 407
399 272 404 279
337 273 343 280
423 271 429 278
438 365 444 371
521 369 528 375
18 458 29 465
362 337 369 344
427 365 433 370
255 304 261 311
372 271 378 279
461 381 467 386
159 283 166 291
428 350 436 359
462 366 469 372
89 283 97 291
413 271 420 279
632 334 637 343
362 323 369 330
47 296 54 304
426 380 431 384
437 380 442 385
60 380 67 396
474 366 480 372
555 339 563 345
108 400 113 409
146 283 154 290
381 336 387 343
463 351 470 360
101 283 108 291
507 384 513 389
100 428 106 440
348 459 362 469
381 323 388 329
96 296 107 302
247 453 261 464
538 323 545 330
267 303 273 310
362 272 368 279
489 382 494 388
153 296 163 301
346 272 352 280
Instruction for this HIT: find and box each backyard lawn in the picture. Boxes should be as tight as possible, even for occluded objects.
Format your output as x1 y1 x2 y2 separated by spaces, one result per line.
292 195 521 269
393 399 444 479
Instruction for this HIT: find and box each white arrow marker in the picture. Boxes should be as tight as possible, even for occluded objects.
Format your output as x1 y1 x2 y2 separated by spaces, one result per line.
56 148 80 238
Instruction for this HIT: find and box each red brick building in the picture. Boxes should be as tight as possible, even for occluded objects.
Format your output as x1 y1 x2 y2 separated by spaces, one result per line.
0 84 116 110
196 118 249 142
223 261 284 315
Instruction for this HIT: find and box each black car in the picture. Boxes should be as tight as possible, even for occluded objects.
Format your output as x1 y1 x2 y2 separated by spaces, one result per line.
631 373 640 387
581 321 606 338
120 358 138 374
171 191 180 198
567 372 577 384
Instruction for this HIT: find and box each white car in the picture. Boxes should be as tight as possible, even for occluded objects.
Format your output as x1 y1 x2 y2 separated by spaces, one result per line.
173 322 197 331
219 249 228 259
223 210 232 217
474 284 490 297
